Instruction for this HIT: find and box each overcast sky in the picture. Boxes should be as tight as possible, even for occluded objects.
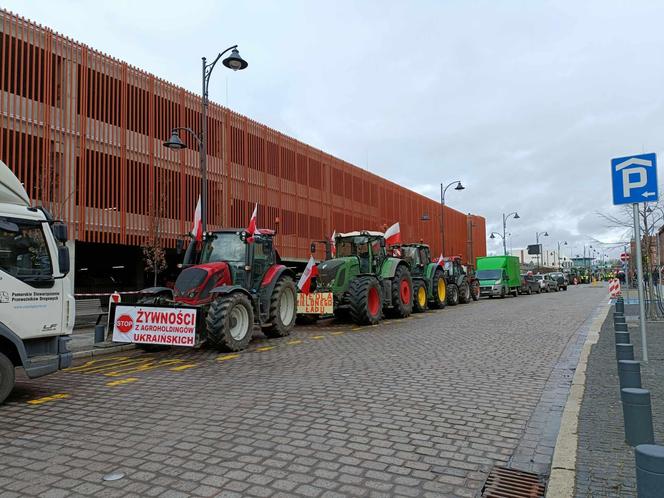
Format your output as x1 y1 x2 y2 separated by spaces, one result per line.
6 0 664 259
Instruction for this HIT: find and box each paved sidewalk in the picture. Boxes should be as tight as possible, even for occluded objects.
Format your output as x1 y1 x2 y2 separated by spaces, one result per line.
70 325 135 358
574 305 664 496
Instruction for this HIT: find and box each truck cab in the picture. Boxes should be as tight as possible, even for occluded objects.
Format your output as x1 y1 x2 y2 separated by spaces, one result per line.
475 255 521 298
0 160 73 403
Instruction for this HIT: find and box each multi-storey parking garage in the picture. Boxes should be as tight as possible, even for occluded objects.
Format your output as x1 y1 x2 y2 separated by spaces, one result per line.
0 9 486 292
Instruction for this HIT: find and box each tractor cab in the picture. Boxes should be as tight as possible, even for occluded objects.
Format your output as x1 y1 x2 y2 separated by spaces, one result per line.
335 231 386 274
399 243 432 270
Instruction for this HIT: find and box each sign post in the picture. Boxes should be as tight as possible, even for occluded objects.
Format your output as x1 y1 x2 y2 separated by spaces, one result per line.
611 153 658 363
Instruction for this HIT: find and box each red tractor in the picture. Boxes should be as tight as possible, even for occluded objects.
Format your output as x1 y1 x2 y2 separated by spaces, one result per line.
140 229 297 351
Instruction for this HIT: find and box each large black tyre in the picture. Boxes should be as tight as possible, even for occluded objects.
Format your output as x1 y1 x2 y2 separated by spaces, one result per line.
387 265 413 318
0 352 15 405
429 268 447 309
264 276 297 338
447 283 460 306
412 279 428 313
459 281 471 304
348 276 382 325
471 281 480 301
206 293 254 352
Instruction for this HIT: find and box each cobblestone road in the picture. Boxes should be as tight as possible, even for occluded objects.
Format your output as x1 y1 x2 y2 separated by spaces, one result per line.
0 285 606 497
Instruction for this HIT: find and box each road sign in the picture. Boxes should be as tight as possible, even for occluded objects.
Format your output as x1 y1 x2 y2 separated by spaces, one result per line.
620 252 630 262
611 153 658 205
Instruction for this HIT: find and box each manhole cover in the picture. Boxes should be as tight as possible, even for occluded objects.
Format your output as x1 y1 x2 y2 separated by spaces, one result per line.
480 466 546 497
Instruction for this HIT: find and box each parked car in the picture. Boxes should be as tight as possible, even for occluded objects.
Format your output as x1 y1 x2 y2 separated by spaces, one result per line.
520 274 540 295
533 274 557 293
548 272 568 291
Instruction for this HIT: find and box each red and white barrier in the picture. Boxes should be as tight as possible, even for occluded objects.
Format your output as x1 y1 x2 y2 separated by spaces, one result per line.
609 278 621 298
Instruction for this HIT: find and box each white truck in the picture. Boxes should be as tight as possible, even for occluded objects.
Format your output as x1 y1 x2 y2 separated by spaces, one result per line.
0 160 74 403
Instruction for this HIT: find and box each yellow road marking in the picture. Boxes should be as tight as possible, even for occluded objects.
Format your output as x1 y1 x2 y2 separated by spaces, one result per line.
106 378 139 387
64 356 134 372
255 346 275 352
170 364 197 372
287 340 302 345
330 331 345 335
217 354 241 361
311 335 325 339
27 393 70 405
104 359 183 377
66 357 147 374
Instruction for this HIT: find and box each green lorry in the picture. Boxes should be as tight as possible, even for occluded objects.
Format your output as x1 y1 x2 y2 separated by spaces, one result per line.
475 256 521 298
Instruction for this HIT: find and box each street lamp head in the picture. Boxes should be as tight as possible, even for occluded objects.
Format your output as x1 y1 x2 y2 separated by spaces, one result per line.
454 182 465 191
513 212 520 219
544 231 549 237
222 48 248 71
490 233 495 239
420 214 431 221
564 241 568 245
163 130 186 150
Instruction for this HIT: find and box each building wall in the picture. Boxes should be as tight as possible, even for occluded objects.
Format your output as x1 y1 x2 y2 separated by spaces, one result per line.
0 10 486 263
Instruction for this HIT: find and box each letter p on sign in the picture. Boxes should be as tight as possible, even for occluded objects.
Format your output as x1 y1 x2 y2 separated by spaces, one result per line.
611 153 658 205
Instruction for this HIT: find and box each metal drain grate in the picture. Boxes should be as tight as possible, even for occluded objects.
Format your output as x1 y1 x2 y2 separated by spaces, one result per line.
480 466 546 497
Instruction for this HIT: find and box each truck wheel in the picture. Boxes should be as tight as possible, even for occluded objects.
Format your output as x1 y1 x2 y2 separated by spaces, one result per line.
206 293 254 351
387 265 413 318
264 276 297 338
500 287 506 298
528 287 533 295
471 281 480 301
447 284 459 306
430 268 447 309
348 276 382 325
412 280 427 313
0 352 15 405
459 282 471 304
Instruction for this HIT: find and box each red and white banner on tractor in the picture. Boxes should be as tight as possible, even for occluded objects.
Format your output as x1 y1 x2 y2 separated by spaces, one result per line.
608 278 621 298
297 256 319 294
192 196 202 242
112 304 197 347
385 222 401 246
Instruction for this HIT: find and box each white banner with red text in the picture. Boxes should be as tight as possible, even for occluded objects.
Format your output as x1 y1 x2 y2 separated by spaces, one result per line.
111 304 198 347
297 292 334 314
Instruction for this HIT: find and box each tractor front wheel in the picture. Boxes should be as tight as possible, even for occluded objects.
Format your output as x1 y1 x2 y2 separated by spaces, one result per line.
430 268 447 309
447 283 460 306
264 276 297 338
206 293 254 351
459 281 471 304
413 280 428 313
387 265 413 318
348 276 382 325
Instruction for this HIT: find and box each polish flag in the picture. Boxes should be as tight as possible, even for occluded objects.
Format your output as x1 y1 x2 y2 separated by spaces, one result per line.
297 256 319 294
330 231 337 257
191 196 202 242
434 254 444 267
246 203 258 242
384 222 401 246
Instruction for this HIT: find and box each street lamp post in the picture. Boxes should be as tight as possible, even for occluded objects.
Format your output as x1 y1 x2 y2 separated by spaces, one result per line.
557 240 567 269
164 45 248 235
501 212 520 256
535 231 549 271
440 181 465 256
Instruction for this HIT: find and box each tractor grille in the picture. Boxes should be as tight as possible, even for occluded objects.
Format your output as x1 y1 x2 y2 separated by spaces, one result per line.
480 466 546 497
317 260 344 286
174 268 207 297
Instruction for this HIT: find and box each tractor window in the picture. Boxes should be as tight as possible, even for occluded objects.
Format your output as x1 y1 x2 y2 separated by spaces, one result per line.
402 246 419 265
418 248 429 265
0 218 52 283
200 232 246 264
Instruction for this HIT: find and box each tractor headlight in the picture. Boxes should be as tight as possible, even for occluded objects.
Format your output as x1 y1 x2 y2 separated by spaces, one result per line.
189 291 196 298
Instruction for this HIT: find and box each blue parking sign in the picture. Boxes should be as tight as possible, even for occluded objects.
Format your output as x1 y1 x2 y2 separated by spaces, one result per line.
611 153 658 205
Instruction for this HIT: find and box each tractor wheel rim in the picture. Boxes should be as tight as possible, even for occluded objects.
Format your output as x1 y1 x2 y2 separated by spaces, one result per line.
229 304 250 340
279 287 295 324
438 279 446 301
400 280 411 304
368 286 380 316
417 286 426 307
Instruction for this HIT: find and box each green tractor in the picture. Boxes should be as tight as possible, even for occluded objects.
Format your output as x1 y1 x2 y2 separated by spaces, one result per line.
311 231 413 325
395 243 447 312
442 256 480 305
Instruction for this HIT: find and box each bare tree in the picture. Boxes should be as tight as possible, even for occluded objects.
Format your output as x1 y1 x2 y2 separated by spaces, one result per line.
142 176 168 287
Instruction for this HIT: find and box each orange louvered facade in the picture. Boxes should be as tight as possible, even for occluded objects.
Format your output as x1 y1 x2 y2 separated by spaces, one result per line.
0 9 486 264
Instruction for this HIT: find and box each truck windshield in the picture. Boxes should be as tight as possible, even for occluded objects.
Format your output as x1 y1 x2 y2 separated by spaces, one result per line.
199 232 246 264
476 269 502 280
0 218 52 281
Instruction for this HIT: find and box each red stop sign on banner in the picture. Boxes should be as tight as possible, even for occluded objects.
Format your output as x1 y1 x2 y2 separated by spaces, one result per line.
620 253 630 262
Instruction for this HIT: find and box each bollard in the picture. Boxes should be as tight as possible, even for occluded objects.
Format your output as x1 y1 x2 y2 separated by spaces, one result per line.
621 388 654 446
618 360 642 390
94 324 106 344
615 322 629 332
615 331 631 345
615 315 627 325
616 343 635 361
616 299 625 314
636 445 664 498
614 311 624 319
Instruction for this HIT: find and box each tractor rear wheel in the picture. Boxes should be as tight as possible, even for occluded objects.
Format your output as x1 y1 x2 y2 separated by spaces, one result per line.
459 281 471 304
387 265 413 318
471 281 480 301
348 276 382 325
413 280 427 313
429 268 446 309
264 276 297 338
447 283 459 306
206 293 254 351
